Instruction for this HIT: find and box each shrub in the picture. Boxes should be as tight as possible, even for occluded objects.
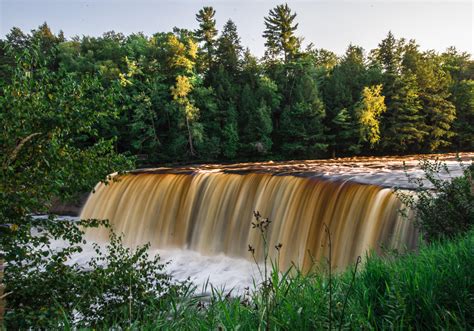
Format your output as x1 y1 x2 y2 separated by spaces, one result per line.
3 217 188 329
398 158 474 242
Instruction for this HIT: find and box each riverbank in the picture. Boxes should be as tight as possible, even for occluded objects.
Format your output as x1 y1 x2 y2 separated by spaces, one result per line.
41 230 474 329
135 230 472 330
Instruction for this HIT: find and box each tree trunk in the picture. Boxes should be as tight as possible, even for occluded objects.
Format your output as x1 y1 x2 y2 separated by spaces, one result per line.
186 117 195 156
0 258 4 328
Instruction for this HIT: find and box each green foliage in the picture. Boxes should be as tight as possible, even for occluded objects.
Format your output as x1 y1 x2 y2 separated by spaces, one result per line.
77 225 473 330
215 19 242 74
239 77 276 157
208 64 240 159
398 158 474 242
322 45 372 156
351 231 473 329
403 44 456 151
195 6 218 74
442 47 474 151
451 79 474 150
2 20 471 163
2 11 473 331
2 218 103 329
354 84 387 148
75 231 186 328
381 71 427 152
3 218 187 329
278 59 327 157
263 3 300 62
0 40 143 329
373 33 428 153
0 44 133 219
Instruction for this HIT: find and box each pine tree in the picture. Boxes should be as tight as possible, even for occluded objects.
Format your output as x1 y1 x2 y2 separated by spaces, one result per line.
215 19 242 74
195 6 218 73
441 47 474 150
239 83 274 156
204 20 244 159
279 59 327 157
263 3 300 63
450 79 474 150
193 85 221 160
404 48 456 151
372 31 402 75
238 51 277 156
374 32 428 152
381 72 427 152
322 45 368 156
211 65 240 159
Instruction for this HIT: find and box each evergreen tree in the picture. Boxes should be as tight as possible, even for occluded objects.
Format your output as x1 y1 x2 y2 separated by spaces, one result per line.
204 19 244 159
211 65 240 159
322 45 368 156
1 27 31 82
215 19 242 74
381 72 427 152
239 82 274 156
403 46 456 151
450 79 474 150
372 31 403 75
5 27 30 50
373 32 428 152
263 3 300 62
441 47 474 150
193 85 220 160
1 20 471 164
279 59 327 157
195 6 218 73
238 51 277 156
306 47 338 72
118 56 168 161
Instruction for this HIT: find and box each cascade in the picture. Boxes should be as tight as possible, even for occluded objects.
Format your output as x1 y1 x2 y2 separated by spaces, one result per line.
80 170 417 271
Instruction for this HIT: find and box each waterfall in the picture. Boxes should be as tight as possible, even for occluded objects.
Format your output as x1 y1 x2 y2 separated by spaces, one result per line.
80 172 417 271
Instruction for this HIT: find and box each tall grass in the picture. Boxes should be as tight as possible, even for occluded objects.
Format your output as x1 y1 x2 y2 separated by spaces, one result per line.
83 230 473 330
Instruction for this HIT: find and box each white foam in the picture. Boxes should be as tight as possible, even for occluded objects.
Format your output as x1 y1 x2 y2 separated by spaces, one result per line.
153 248 261 293
34 215 263 294
63 240 261 294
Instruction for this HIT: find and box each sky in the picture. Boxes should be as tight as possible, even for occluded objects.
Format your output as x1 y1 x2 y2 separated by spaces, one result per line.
0 0 472 56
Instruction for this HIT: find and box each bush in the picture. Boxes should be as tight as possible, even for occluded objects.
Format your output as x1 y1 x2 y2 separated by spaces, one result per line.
398 158 474 242
76 232 188 328
3 217 188 329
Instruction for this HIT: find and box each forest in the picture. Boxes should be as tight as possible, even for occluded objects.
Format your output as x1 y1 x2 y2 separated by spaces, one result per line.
1 4 472 165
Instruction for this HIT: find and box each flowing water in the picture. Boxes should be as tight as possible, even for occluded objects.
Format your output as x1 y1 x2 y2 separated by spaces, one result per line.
79 153 471 289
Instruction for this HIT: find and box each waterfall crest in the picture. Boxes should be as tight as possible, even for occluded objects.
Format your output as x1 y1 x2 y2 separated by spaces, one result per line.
81 172 417 270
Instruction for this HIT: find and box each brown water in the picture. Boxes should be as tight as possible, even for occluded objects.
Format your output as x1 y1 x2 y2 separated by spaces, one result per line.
81 170 419 271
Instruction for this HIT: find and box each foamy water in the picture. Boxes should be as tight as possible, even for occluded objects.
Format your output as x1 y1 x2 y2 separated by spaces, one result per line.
71 244 260 293
41 217 260 293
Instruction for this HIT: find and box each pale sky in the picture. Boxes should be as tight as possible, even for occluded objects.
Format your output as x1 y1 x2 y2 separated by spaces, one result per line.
1 0 472 56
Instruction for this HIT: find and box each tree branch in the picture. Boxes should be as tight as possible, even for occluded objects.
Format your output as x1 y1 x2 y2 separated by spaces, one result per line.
3 132 41 170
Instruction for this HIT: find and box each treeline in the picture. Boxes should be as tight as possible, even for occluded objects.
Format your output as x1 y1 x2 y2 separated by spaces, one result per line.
1 4 473 163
